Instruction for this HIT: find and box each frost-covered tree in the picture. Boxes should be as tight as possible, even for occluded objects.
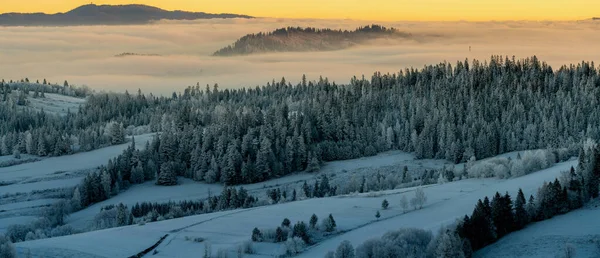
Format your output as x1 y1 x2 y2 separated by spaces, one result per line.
130 163 144 184
108 122 125 145
400 195 409 213
355 228 432 258
428 228 465 258
335 240 355 258
0 234 16 258
71 187 82 211
412 188 427 209
284 237 305 255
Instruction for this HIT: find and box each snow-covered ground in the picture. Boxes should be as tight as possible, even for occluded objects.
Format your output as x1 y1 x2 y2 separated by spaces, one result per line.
0 133 154 185
0 134 155 234
15 158 576 258
0 154 40 165
26 93 86 116
66 150 450 230
475 200 600 258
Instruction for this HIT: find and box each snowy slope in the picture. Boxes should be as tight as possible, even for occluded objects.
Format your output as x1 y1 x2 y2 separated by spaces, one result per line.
475 200 600 258
26 93 86 116
0 133 154 187
0 134 155 236
15 159 576 258
66 150 449 230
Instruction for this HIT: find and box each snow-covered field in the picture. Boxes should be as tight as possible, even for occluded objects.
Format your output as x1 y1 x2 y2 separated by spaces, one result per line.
0 133 154 185
14 158 577 257
26 93 86 116
0 134 155 233
475 200 600 258
66 150 450 230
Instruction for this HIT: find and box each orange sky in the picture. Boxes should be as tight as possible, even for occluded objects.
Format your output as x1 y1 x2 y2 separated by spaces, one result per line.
1 0 598 21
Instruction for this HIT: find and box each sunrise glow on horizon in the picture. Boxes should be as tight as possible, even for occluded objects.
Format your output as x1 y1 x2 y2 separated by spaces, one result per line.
1 0 598 21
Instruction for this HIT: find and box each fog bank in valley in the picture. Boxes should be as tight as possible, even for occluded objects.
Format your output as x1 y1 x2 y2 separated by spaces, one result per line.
1 18 599 95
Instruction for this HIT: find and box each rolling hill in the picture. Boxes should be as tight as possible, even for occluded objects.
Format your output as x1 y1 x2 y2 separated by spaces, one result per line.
0 4 252 26
213 24 412 56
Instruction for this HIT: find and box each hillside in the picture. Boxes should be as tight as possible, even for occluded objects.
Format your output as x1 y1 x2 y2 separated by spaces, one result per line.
475 200 600 258
13 158 574 257
0 4 252 26
213 25 412 56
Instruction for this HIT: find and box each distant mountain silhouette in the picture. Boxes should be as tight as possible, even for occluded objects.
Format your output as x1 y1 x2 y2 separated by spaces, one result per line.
0 4 252 26
593 17 600 20
213 25 412 56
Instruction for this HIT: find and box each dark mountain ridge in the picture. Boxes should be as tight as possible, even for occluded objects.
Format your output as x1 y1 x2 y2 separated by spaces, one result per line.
0 4 252 26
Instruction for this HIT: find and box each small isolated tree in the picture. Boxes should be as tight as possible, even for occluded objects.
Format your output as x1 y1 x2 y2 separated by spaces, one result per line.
322 214 337 232
335 240 355 258
310 214 319 229
375 210 381 220
412 188 427 209
251 227 262 242
324 251 335 258
282 218 291 228
71 187 82 211
400 195 409 213
382 199 389 210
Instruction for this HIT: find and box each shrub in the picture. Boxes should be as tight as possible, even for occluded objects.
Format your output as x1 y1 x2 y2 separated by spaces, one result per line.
284 237 306 255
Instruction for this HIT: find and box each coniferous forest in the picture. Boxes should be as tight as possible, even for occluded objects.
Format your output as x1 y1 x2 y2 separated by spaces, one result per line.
2 55 600 257
3 56 600 188
118 55 600 187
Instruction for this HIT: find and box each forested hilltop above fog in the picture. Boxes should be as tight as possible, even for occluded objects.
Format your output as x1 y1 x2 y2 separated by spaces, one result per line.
0 4 252 26
213 25 412 56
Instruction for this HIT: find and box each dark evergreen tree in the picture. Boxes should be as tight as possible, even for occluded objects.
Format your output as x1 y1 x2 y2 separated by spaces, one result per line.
309 214 318 229
292 221 310 244
514 188 528 229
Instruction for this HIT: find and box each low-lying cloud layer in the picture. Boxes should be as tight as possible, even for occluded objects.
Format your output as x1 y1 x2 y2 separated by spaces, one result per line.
1 18 599 95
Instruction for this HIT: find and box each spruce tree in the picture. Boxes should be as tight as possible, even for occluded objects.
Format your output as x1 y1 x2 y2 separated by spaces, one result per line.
292 221 310 244
282 218 291 228
310 214 318 229
514 188 528 229
382 199 389 210
157 162 178 186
